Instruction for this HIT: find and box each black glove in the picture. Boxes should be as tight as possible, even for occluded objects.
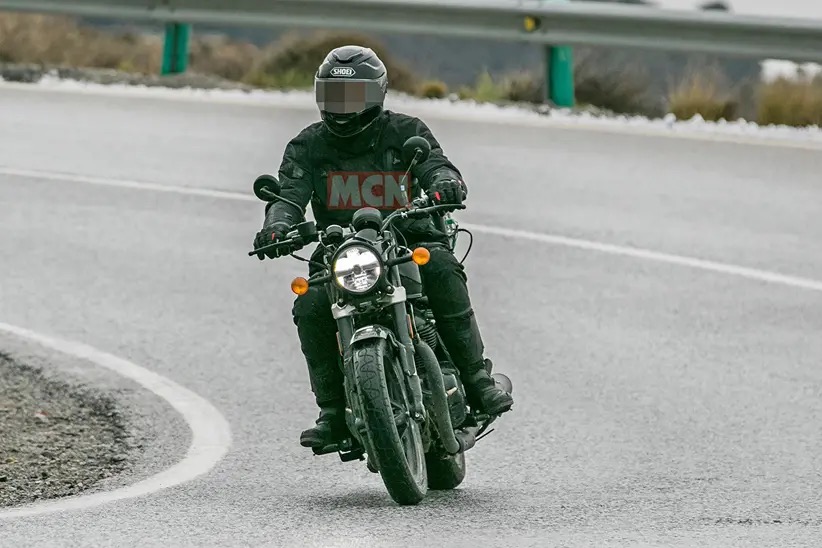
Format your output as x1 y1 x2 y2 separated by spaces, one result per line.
427 176 465 206
253 221 292 260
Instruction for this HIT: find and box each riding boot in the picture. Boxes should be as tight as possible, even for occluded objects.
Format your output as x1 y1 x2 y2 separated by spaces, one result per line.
293 285 349 448
460 361 514 416
299 403 348 448
298 358 348 448
435 307 514 416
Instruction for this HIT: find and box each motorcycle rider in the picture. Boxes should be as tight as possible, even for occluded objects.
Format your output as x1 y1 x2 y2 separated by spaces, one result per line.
253 45 514 449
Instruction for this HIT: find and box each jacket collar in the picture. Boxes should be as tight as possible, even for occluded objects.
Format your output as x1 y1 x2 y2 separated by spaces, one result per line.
322 110 388 155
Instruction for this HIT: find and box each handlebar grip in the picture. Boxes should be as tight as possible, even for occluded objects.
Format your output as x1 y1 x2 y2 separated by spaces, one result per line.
247 237 301 257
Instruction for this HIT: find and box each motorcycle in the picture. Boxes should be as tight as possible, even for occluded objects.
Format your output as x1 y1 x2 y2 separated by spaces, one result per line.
248 136 513 505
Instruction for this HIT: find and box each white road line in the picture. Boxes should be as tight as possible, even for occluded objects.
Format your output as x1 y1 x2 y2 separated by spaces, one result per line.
3 165 822 294
0 323 232 520
0 167 255 202
461 224 822 293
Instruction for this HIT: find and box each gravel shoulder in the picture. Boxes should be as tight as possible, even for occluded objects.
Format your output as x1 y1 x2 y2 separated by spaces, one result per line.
0 351 133 508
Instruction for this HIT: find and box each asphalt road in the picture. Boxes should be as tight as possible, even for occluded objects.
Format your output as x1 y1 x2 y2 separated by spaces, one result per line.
1 85 821 547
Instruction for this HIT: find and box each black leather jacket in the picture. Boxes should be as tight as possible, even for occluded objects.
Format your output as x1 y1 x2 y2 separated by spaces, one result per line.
262 109 465 246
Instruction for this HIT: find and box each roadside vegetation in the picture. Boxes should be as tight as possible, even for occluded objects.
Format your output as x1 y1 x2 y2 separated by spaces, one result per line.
1 12 820 128
666 64 740 122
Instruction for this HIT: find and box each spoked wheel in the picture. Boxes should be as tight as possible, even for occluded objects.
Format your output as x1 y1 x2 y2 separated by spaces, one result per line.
400 418 427 488
352 337 427 505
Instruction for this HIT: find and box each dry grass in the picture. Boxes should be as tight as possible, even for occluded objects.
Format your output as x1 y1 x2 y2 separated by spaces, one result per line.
666 64 822 127
0 13 417 92
418 79 448 98
188 34 260 81
458 71 506 102
455 52 661 116
3 12 822 127
245 30 418 93
456 70 541 104
667 65 739 121
500 71 543 103
574 50 661 117
757 75 822 127
0 13 163 73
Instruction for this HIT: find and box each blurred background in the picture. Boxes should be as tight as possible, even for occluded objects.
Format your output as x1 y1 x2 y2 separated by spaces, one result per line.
1 0 821 127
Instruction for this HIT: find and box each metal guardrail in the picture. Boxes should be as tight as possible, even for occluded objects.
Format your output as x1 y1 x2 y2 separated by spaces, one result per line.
3 0 822 107
2 0 822 63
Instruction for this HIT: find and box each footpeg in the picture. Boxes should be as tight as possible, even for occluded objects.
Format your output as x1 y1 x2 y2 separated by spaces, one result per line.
312 444 339 456
339 447 365 462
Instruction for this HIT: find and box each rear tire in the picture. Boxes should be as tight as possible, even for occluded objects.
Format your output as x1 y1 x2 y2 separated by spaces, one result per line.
353 337 427 505
426 450 466 490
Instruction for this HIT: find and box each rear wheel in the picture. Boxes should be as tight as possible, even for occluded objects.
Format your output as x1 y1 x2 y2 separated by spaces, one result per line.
353 337 427 505
426 450 466 490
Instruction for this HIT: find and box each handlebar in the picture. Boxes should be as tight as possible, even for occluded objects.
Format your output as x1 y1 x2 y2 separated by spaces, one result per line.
248 195 465 258
247 228 305 257
380 196 465 230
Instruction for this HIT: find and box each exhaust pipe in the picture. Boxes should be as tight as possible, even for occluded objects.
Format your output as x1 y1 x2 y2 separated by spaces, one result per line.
413 338 461 455
454 426 479 453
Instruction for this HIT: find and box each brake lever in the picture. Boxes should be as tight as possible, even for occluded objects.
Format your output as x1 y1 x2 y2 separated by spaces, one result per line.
441 204 466 211
427 203 467 215
247 236 303 257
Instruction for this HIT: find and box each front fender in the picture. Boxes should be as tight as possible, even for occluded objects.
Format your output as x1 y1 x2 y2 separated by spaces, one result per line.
350 325 408 377
350 324 397 347
349 323 425 422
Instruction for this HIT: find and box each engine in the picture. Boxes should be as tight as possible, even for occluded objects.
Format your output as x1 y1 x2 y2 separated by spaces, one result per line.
414 311 438 352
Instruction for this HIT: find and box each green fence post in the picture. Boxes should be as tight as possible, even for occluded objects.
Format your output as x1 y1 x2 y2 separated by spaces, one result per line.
541 0 575 107
546 45 575 107
161 22 191 75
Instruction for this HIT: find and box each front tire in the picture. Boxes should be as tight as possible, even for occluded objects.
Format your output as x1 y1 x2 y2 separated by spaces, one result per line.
353 338 427 505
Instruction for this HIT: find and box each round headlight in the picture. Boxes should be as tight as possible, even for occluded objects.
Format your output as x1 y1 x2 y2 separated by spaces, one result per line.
333 245 383 294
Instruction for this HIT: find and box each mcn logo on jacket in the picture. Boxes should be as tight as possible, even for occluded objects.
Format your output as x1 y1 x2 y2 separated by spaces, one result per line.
327 171 413 210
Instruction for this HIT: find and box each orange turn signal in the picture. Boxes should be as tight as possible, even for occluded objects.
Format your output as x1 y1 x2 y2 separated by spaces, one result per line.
291 277 309 296
412 247 430 266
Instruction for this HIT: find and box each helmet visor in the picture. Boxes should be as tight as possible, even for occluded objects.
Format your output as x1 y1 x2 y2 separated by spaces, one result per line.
316 79 384 115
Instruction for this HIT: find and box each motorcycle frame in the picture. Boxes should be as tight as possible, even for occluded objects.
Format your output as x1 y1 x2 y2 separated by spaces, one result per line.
309 210 455 455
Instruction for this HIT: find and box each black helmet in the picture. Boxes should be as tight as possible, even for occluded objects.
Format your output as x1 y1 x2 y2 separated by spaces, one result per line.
315 45 388 138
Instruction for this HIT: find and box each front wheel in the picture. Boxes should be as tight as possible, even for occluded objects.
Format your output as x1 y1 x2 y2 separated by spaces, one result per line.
353 337 427 505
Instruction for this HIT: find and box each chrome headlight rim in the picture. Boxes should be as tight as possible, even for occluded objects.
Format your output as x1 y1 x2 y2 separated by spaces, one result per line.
331 242 385 295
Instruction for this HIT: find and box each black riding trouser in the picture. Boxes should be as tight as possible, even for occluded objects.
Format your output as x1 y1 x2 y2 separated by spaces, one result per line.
292 243 486 407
